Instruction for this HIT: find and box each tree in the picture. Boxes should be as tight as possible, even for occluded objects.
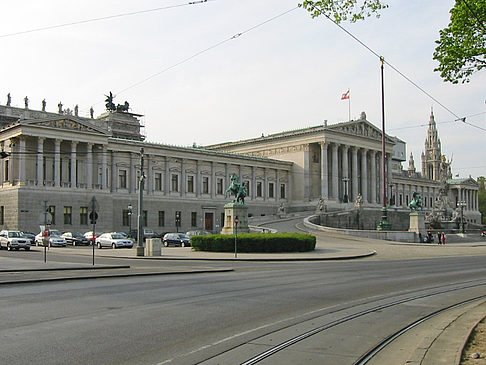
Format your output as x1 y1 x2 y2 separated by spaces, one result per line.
433 0 486 84
479 176 486 224
299 0 388 23
300 0 485 84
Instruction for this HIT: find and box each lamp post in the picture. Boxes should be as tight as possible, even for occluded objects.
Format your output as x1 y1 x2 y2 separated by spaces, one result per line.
458 200 466 234
342 177 350 203
136 148 145 256
377 56 391 231
128 203 132 237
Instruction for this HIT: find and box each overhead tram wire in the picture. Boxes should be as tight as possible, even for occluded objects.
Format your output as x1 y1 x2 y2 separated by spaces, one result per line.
388 111 486 132
310 8 481 128
107 6 300 98
0 0 214 39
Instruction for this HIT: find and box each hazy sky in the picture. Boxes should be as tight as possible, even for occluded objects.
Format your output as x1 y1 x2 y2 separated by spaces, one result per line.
1 0 485 178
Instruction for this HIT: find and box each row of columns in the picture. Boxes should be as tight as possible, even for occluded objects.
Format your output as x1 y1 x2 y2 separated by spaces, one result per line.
319 142 391 204
458 188 479 211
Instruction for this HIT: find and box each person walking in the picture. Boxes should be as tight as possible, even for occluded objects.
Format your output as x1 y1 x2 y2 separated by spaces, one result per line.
442 232 446 245
437 232 442 245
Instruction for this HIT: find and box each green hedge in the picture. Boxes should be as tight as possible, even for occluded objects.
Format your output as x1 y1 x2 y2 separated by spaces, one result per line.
190 233 316 253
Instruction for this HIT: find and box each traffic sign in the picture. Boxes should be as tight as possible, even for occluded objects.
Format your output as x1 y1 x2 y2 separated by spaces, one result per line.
89 211 98 224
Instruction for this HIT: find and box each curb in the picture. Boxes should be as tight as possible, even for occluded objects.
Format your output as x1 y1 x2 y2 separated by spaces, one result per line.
0 265 130 272
0 268 234 286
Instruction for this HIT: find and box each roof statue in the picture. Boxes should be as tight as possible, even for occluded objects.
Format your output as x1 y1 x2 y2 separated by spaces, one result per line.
105 91 130 113
6 93 11 106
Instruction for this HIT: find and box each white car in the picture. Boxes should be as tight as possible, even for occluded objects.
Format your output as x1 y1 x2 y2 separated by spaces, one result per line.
0 230 31 251
95 232 134 249
35 229 63 246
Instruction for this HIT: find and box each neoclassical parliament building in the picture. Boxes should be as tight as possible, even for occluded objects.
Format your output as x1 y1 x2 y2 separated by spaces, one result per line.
0 99 480 234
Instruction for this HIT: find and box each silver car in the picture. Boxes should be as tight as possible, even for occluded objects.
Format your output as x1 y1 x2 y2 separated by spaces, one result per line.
0 230 31 251
96 233 134 249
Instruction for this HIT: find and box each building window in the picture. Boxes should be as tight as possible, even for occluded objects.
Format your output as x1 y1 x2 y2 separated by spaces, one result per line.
245 180 250 197
257 181 262 197
187 175 194 193
191 212 197 227
122 210 129 226
269 182 274 198
80 207 88 225
48 206 56 225
280 184 286 199
158 211 165 227
0 206 4 225
406 195 409 206
217 178 223 195
424 196 427 207
63 206 72 225
220 212 225 228
202 176 209 194
4 160 9 181
399 194 403 206
171 174 179 192
142 210 148 227
154 173 162 191
119 169 127 189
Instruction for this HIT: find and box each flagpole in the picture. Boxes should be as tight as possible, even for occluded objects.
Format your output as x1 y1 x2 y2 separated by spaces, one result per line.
348 88 351 121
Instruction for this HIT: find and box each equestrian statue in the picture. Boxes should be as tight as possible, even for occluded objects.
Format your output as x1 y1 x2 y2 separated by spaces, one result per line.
225 173 247 204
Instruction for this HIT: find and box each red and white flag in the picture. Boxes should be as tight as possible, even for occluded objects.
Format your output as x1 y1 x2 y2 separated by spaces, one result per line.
341 90 350 100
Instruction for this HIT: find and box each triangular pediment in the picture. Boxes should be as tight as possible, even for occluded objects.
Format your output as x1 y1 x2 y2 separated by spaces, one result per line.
21 116 109 135
447 177 479 187
327 119 395 144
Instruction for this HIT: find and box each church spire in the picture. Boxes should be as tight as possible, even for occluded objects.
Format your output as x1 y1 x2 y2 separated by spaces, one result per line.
429 107 436 128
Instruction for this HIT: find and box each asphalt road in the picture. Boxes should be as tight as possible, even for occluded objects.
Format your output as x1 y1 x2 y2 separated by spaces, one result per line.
2 253 486 365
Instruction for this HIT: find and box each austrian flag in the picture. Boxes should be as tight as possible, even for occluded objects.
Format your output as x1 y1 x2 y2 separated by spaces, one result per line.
341 90 350 100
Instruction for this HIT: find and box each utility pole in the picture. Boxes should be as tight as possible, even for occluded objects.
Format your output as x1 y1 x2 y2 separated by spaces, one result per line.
136 148 145 256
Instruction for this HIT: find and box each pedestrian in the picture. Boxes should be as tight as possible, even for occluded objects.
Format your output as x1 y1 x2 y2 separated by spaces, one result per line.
442 232 446 245
437 232 442 245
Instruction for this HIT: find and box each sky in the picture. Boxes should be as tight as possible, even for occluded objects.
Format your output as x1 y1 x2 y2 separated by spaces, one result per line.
1 0 485 178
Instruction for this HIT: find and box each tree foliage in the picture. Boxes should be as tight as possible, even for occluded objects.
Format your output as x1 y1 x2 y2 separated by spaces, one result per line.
433 0 486 84
299 0 388 23
479 176 486 224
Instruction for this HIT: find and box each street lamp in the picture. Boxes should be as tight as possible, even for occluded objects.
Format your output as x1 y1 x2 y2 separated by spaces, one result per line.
458 200 466 234
128 203 133 237
342 177 350 203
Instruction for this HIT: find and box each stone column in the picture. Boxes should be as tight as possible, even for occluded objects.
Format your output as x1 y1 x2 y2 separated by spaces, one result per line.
101 145 107 189
225 163 230 194
196 160 201 197
320 142 328 199
342 145 349 201
165 156 170 195
251 166 256 200
361 149 368 202
211 161 215 198
370 150 377 204
37 137 44 185
18 137 26 184
276 169 280 202
129 152 135 193
264 168 268 200
351 147 358 201
70 141 77 188
181 159 185 197
147 155 152 194
331 143 339 199
86 143 93 189
110 150 117 192
54 139 61 187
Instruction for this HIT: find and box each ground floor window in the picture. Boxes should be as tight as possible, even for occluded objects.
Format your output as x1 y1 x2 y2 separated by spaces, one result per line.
191 212 197 227
280 183 286 199
48 206 56 225
0 206 4 225
80 207 88 225
158 211 165 227
268 182 274 198
64 206 72 225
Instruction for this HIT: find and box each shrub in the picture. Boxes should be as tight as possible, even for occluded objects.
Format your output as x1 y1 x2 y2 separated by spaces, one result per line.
190 233 316 253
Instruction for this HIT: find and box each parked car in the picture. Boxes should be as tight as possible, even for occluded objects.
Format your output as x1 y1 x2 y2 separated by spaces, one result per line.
35 229 63 246
61 232 89 246
163 233 191 247
21 232 36 245
0 230 31 250
186 230 211 238
95 232 134 249
83 231 102 244
481 228 486 237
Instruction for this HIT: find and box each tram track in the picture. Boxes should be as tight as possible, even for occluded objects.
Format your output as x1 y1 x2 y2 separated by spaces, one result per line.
194 280 486 365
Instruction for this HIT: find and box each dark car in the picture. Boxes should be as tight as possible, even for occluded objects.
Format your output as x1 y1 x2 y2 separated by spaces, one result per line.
21 232 36 245
61 232 89 246
163 233 191 247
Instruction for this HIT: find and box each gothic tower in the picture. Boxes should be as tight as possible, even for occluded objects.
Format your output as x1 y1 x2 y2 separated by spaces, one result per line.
421 108 442 180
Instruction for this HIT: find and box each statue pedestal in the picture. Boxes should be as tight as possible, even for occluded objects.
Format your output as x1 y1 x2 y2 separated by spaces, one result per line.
409 211 425 234
221 203 250 234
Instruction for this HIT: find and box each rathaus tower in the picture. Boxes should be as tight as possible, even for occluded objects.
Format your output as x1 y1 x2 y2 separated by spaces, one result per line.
421 108 442 180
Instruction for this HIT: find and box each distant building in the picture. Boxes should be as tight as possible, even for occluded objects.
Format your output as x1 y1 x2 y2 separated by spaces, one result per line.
0 100 480 234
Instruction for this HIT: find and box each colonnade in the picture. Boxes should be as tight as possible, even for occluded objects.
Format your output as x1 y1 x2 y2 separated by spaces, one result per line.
318 142 392 204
